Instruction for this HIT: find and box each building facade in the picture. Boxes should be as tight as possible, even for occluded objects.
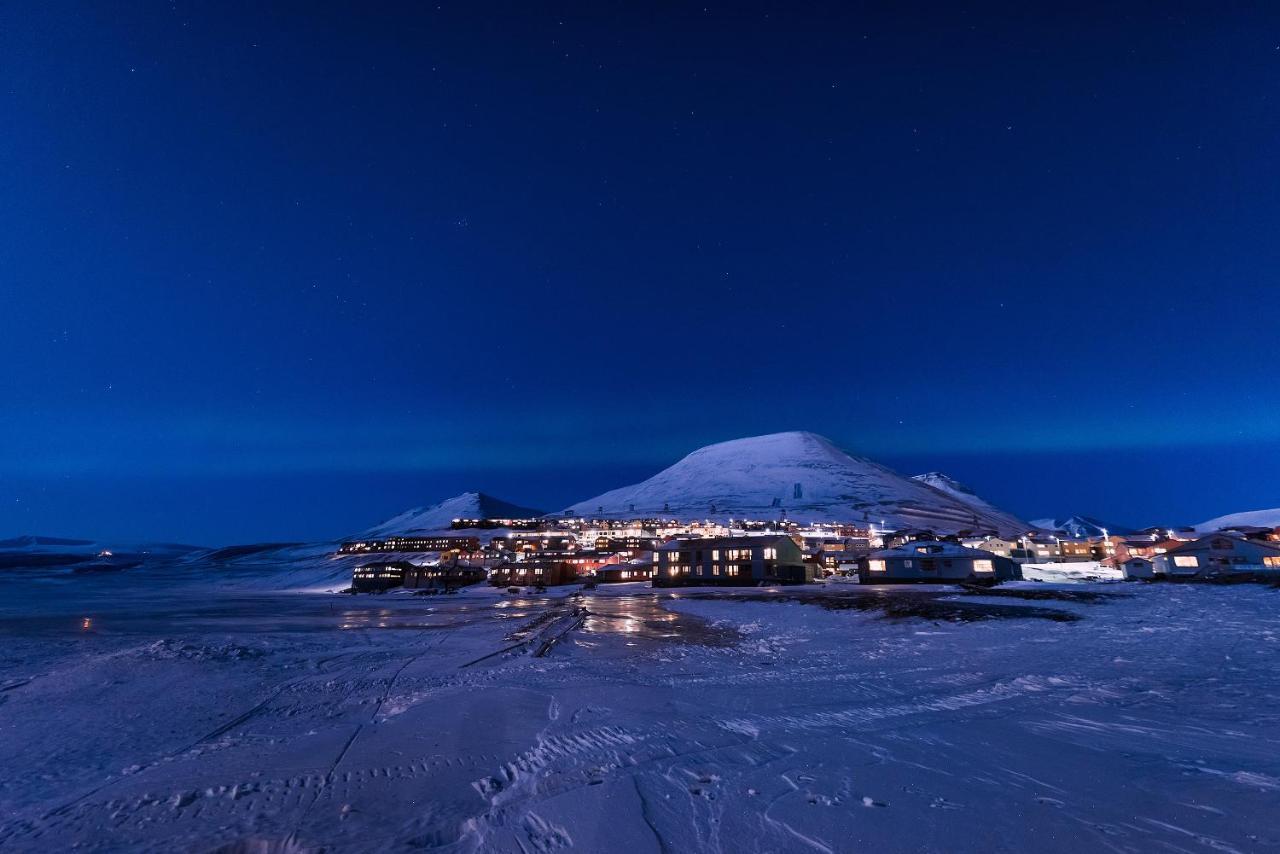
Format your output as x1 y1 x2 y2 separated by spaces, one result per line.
653 536 812 587
859 541 1020 584
1153 534 1280 578
351 561 410 592
488 560 580 587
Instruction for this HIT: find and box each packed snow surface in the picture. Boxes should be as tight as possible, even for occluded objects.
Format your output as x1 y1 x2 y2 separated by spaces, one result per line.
1196 507 1280 532
3 564 1279 853
565 432 1029 534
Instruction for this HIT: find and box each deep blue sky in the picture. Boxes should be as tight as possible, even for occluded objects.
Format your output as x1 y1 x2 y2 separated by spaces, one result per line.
2 2 1279 544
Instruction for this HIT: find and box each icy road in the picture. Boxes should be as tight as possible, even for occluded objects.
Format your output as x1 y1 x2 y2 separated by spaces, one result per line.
1 575 1278 853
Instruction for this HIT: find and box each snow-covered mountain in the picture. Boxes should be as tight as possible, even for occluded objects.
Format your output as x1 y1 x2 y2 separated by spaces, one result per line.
1030 516 1131 538
1195 507 1280 532
359 492 545 538
563 432 1029 535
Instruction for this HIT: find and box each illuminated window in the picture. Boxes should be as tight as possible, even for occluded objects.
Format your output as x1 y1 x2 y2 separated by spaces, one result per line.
1264 556 1280 568
868 559 887 572
1173 555 1199 568
712 550 720 560
726 566 738 576
763 548 777 560
973 559 994 573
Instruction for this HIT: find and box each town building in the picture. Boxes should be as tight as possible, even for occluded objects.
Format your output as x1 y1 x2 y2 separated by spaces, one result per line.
488 560 580 587
595 564 654 583
653 535 813 587
402 562 487 590
339 536 481 555
1117 556 1155 580
351 561 410 592
1153 534 1280 578
859 541 1020 584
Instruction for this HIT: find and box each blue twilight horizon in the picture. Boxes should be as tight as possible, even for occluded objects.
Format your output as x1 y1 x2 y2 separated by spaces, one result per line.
2 2 1279 543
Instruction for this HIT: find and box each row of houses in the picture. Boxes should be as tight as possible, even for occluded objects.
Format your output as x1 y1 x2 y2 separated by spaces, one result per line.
351 533 1020 591
349 524 1280 592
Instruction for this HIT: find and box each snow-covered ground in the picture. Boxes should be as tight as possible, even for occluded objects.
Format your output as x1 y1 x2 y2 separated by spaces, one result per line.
2 569 1279 852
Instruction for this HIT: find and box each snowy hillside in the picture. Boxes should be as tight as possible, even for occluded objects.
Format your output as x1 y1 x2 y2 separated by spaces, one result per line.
1196 507 1280 532
910 472 1012 518
1030 516 1132 538
564 432 1029 534
359 492 544 538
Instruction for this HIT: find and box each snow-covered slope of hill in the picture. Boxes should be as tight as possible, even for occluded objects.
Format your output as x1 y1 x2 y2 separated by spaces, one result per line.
564 432 1029 535
1195 508 1280 532
1030 516 1131 538
909 472 1013 519
359 492 545 538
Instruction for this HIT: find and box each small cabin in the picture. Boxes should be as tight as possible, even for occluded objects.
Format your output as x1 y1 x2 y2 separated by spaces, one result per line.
859 541 1019 584
1118 556 1154 580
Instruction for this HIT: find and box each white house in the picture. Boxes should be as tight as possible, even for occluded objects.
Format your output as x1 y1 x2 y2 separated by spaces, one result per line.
1153 534 1280 578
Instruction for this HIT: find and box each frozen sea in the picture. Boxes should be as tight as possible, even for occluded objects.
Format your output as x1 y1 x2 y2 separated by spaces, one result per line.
2 571 1279 852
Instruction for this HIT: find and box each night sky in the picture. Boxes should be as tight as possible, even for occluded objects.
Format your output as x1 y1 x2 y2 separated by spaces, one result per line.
3 2 1279 544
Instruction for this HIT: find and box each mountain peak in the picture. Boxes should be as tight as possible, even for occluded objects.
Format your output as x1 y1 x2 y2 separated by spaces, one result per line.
359 492 545 538
563 432 1027 534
